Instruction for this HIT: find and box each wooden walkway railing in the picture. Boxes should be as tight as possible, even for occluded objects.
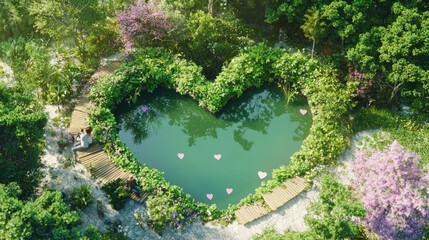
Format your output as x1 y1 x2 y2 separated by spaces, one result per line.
235 176 308 224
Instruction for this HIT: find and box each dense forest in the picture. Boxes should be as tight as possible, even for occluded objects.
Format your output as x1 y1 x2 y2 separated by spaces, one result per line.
1 0 428 239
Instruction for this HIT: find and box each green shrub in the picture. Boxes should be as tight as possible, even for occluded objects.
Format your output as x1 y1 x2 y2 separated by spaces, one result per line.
0 83 47 196
101 179 130 210
0 184 80 239
83 223 132 240
181 11 251 78
352 107 397 131
71 184 93 209
305 175 366 239
352 107 429 165
83 225 102 240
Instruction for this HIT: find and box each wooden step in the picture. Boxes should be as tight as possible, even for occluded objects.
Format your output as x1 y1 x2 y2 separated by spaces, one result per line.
261 176 309 211
235 203 270 224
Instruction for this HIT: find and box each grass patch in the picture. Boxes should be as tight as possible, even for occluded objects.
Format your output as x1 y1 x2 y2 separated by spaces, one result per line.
352 107 429 165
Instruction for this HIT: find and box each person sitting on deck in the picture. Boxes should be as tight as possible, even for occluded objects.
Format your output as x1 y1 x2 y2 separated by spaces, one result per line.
72 128 90 154
126 176 141 197
86 127 93 145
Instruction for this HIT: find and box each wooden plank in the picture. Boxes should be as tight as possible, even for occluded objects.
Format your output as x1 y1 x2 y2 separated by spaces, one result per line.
71 111 88 118
236 211 245 222
88 159 112 170
71 110 89 115
93 162 117 175
76 144 103 157
77 146 104 159
263 186 287 210
94 164 120 178
81 152 108 164
73 105 89 111
116 170 132 181
282 186 299 199
235 203 269 224
103 173 124 184
80 154 107 166
80 155 108 167
286 177 307 189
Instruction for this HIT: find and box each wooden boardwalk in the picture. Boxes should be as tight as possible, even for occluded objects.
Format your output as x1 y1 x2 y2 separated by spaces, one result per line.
69 101 92 134
76 143 149 202
262 177 308 211
235 203 270 224
69 58 148 203
235 176 308 224
90 61 122 81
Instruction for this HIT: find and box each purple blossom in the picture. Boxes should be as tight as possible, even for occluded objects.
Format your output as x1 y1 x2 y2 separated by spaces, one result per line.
350 141 429 240
117 0 172 49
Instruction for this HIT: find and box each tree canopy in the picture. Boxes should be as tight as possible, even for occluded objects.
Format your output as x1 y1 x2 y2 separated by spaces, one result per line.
0 84 47 196
0 183 80 239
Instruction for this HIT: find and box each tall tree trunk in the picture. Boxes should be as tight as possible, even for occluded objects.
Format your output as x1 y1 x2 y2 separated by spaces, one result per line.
390 82 402 103
311 38 315 59
208 0 214 16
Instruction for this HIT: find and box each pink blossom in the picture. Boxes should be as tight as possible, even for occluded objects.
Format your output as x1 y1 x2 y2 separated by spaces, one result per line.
117 0 172 49
350 141 429 240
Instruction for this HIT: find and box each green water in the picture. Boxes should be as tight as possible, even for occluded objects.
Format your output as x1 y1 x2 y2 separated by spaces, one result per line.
115 85 312 209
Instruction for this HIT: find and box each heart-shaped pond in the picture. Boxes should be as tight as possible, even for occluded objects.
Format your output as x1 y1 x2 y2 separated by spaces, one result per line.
115 85 312 208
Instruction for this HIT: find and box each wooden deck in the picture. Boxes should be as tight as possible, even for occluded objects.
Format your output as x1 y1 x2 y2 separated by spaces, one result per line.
235 176 308 224
69 58 148 203
69 101 92 134
76 143 148 203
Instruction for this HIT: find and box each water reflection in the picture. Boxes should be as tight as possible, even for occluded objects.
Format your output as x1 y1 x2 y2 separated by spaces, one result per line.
115 85 311 150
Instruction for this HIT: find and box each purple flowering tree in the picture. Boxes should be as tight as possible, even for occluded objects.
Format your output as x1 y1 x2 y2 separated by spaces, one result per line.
117 0 171 49
350 141 429 240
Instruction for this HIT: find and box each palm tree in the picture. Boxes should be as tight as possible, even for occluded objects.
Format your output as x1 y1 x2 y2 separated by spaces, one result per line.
301 7 326 58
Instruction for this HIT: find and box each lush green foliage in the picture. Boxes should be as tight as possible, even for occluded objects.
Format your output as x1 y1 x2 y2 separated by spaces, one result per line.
352 107 429 165
347 3 429 111
0 183 80 239
0 38 87 105
0 84 47 196
0 0 36 41
71 184 93 209
83 224 131 240
181 10 251 78
29 0 118 67
101 179 129 210
200 44 284 112
304 175 365 239
88 44 355 231
301 7 326 58
83 225 102 240
257 0 429 112
272 57 356 182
